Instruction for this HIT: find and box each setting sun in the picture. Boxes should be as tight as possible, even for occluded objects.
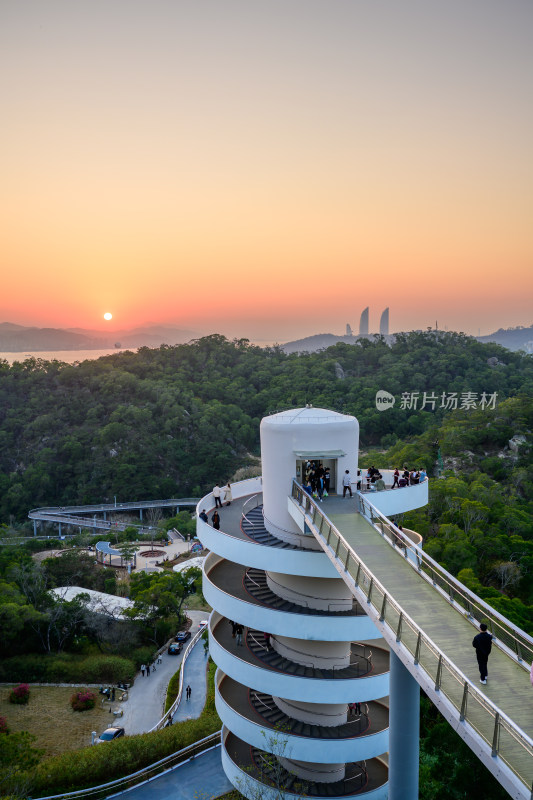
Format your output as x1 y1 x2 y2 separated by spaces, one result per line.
103 312 112 321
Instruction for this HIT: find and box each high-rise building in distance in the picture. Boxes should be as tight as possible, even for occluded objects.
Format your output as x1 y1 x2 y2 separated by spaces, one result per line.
359 307 369 335
379 307 389 336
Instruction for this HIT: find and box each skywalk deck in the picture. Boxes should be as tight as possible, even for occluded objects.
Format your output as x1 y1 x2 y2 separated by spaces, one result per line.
292 491 533 797
329 505 532 737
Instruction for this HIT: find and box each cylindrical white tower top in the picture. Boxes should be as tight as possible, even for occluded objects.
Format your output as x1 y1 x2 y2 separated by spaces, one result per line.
260 407 359 538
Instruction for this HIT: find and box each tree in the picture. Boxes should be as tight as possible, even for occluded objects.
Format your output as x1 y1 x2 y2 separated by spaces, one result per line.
491 561 522 592
117 542 139 572
126 569 201 644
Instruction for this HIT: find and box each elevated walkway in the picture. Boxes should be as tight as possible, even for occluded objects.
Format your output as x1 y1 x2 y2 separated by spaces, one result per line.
291 484 533 799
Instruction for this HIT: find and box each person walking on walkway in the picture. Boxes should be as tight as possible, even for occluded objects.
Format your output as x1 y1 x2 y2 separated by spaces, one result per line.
146 664 151 676
473 623 493 684
141 663 146 677
342 470 352 497
235 623 244 646
213 484 223 508
186 684 192 700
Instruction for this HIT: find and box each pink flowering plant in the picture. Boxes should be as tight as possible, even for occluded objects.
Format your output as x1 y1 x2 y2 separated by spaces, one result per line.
9 683 30 704
0 715 8 733
70 690 96 712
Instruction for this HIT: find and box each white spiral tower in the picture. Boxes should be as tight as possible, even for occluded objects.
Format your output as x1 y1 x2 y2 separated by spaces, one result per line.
201 408 390 799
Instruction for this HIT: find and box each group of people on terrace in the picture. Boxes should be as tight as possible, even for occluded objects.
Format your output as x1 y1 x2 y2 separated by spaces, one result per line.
390 467 427 488
360 466 427 492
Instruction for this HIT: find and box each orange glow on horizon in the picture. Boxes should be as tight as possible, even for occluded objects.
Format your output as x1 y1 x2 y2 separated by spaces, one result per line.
0 3 531 340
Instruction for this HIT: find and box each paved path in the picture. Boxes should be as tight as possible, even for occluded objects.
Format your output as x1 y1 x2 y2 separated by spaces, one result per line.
172 635 209 723
120 610 208 735
120 745 232 800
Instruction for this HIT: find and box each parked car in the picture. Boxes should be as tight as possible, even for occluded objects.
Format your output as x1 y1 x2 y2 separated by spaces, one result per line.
95 726 125 744
168 642 182 655
175 630 191 644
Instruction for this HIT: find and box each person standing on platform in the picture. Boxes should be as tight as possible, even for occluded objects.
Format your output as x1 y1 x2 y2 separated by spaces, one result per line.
342 470 352 497
224 483 232 506
472 623 493 684
212 510 221 530
213 484 223 508
324 467 331 495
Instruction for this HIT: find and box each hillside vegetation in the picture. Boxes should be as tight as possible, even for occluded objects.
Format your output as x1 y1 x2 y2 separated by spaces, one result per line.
1 331 532 520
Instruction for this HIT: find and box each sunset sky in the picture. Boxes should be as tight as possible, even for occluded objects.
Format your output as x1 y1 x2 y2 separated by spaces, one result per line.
1 1 532 341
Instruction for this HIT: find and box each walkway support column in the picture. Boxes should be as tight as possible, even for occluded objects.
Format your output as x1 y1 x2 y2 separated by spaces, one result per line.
389 651 419 800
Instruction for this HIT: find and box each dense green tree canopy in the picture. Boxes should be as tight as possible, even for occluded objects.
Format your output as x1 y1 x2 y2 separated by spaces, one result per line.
0 332 532 519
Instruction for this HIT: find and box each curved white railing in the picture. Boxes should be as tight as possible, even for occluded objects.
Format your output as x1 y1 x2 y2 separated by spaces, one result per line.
149 627 205 732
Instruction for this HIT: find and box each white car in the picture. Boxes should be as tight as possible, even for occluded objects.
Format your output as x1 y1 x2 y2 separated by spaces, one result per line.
198 619 208 629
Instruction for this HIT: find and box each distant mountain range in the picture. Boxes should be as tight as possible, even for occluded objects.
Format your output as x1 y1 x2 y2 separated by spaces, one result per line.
0 322 532 354
281 325 533 354
477 325 533 353
0 322 195 351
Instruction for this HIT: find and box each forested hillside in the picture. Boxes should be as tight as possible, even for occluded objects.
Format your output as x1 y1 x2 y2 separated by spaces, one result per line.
0 331 532 520
0 332 531 800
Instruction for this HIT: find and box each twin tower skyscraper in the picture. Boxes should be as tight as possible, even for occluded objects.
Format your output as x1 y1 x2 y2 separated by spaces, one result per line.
346 307 389 337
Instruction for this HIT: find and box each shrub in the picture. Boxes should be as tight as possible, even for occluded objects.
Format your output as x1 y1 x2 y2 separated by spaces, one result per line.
164 666 181 713
132 646 157 670
0 653 136 684
70 691 96 712
0 715 9 734
79 655 135 683
0 655 48 683
9 684 30 704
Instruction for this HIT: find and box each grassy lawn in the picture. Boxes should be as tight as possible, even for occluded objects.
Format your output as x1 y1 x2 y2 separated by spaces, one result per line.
0 685 111 757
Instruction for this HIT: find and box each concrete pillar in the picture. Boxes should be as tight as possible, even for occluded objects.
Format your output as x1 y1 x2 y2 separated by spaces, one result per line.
389 651 419 800
103 511 107 521
140 508 143 521
58 522 62 538
33 520 37 536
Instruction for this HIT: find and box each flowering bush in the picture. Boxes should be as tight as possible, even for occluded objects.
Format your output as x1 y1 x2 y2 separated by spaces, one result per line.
9 683 30 704
0 715 8 733
70 691 96 712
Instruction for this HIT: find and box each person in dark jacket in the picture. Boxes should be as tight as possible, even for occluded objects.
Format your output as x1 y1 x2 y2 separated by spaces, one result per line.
235 623 244 646
211 511 220 530
472 623 493 684
199 510 208 523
